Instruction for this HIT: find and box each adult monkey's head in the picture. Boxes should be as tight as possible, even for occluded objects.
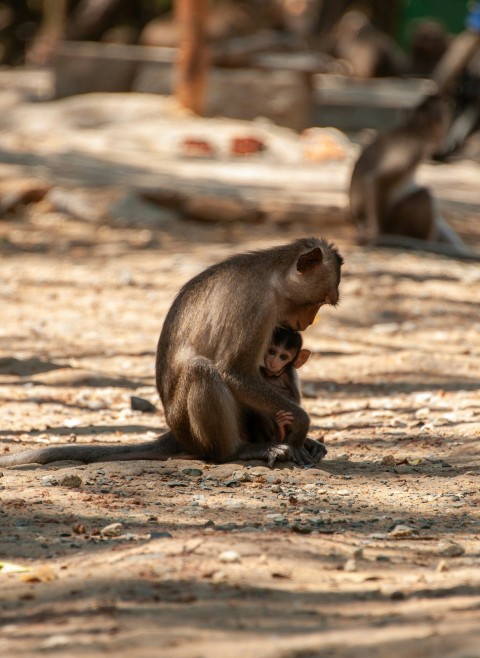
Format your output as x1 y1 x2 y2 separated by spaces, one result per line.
281 238 343 332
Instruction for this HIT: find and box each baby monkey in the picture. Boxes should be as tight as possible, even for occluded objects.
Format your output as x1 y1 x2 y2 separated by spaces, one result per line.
262 326 311 441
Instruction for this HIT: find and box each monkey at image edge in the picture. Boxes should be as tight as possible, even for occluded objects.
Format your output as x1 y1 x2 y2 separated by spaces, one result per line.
349 93 479 259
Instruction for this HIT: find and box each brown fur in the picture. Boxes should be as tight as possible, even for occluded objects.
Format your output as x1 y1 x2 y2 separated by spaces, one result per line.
349 95 479 259
0 238 342 468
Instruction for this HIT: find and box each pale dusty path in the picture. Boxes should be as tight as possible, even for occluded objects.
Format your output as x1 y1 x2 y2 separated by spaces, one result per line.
0 86 480 658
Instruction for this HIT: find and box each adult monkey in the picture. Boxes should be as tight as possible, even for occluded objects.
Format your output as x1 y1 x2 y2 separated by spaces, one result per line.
349 94 480 260
0 238 343 468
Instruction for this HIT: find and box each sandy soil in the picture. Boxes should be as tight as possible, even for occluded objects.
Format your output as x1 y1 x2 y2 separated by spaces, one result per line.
1 86 480 658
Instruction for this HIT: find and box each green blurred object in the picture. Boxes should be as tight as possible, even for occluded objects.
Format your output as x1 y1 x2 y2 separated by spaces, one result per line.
398 0 469 47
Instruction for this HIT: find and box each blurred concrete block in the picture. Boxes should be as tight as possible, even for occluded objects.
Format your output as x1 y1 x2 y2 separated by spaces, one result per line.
313 74 437 131
205 68 312 132
132 61 174 96
53 41 312 131
53 41 175 98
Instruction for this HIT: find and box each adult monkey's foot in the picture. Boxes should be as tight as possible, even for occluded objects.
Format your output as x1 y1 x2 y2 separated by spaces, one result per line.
304 438 328 461
266 443 296 468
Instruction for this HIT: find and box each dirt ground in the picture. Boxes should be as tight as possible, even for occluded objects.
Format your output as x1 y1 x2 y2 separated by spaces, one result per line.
1 84 480 658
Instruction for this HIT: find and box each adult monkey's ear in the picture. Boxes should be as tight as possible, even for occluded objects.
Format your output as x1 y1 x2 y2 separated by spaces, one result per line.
296 247 323 273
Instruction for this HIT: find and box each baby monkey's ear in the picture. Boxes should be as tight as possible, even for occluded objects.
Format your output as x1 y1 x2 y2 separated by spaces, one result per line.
293 349 311 369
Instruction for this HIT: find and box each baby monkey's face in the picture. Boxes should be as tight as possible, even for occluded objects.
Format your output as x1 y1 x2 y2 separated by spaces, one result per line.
264 344 295 376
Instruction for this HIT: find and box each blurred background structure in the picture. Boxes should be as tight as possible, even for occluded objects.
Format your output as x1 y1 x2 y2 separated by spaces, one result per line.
0 1 473 68
0 1 478 138
1 9 480 655
0 0 479 240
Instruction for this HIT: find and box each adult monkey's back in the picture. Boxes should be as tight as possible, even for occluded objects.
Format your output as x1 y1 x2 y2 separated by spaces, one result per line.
0 238 343 467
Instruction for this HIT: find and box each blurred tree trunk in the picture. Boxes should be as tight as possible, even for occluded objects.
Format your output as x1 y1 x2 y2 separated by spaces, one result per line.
27 0 67 64
175 0 209 115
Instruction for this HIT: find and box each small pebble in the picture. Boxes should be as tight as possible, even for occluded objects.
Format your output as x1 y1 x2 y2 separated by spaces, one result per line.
436 559 449 572
130 396 157 413
218 550 241 564
150 531 173 539
390 591 405 601
101 522 124 538
41 635 71 650
381 455 396 467
182 468 203 476
389 524 416 538
59 474 82 489
437 541 465 558
231 470 252 482
211 570 226 582
41 475 59 487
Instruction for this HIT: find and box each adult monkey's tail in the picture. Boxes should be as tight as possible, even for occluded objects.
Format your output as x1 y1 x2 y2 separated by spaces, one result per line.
0 432 184 466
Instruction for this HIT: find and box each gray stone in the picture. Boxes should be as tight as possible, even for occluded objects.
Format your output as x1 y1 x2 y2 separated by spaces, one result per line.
130 396 157 413
437 541 465 558
110 193 179 228
183 195 258 223
59 474 82 489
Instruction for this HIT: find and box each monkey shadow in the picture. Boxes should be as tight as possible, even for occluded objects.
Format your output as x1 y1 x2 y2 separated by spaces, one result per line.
227 455 477 483
5 569 480 647
0 396 103 413
310 457 477 480
0 375 142 389
304 376 480 397
0 147 169 188
2 491 479 563
0 424 163 447
0 356 64 376
0 145 272 209
3 500 480 652
0 355 149 389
